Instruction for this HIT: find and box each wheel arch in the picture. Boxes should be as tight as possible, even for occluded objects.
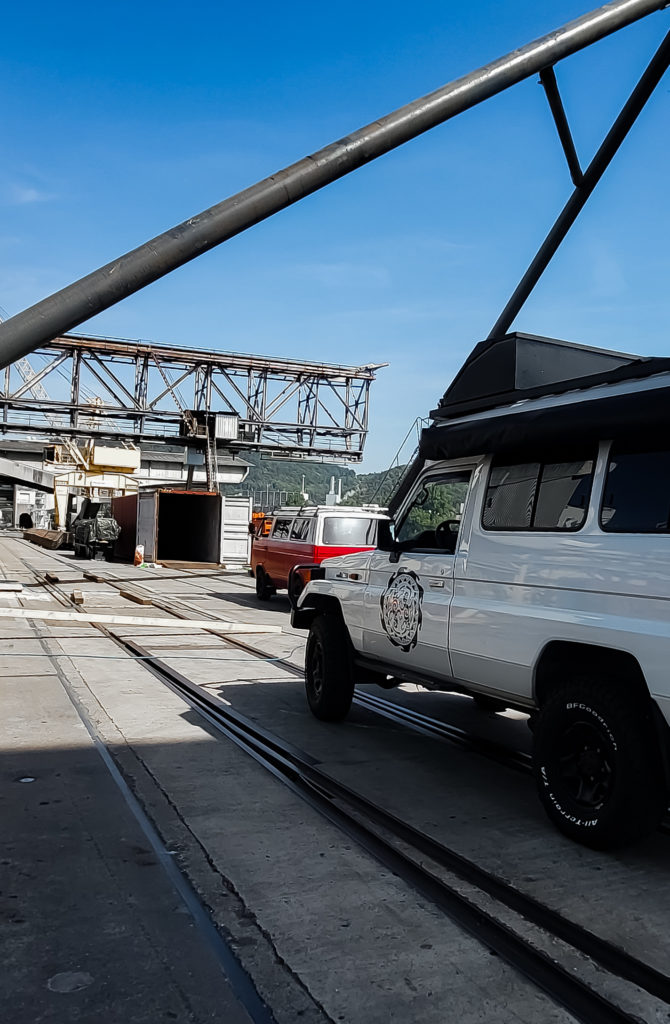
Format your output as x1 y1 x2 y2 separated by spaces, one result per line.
291 593 346 631
533 640 650 708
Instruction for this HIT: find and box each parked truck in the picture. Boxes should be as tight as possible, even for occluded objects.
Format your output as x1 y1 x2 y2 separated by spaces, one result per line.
291 333 670 850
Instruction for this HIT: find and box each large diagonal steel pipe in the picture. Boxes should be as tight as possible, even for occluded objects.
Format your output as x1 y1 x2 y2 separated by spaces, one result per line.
0 0 667 367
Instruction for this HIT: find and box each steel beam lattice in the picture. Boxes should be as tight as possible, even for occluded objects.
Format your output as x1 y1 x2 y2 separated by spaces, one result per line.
0 334 384 463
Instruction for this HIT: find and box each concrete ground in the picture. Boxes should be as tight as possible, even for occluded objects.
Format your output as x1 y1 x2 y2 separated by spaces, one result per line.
2 535 669 1023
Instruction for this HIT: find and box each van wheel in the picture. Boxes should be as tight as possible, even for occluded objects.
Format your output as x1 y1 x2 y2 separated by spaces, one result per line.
255 568 274 601
534 679 666 849
305 614 354 721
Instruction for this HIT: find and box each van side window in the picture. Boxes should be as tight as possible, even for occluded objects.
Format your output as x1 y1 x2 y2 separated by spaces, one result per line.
483 458 594 531
290 518 310 541
601 448 670 532
482 463 540 529
272 518 292 540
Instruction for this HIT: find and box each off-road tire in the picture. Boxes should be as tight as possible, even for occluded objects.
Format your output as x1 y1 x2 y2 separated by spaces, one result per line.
534 677 666 849
305 614 355 721
255 567 274 601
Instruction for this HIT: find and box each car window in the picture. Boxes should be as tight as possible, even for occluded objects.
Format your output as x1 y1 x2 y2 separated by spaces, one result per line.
395 473 471 552
601 448 670 532
532 460 594 530
290 518 311 541
483 458 593 531
321 517 377 546
271 518 292 540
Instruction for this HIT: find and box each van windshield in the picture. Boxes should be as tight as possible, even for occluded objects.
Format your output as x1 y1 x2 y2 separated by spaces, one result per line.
321 517 377 546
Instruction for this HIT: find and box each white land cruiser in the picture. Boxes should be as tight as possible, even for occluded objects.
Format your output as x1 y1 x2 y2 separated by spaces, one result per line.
291 333 670 849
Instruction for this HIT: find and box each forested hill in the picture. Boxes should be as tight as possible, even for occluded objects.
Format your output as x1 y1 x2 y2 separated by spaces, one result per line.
339 465 407 506
223 451 407 507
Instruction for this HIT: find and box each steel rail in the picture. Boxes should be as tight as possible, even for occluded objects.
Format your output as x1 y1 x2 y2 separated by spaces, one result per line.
0 0 667 367
19 554 670 1008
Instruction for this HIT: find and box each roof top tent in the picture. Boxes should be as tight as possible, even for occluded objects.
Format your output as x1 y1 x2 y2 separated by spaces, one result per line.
136 489 222 566
419 332 670 464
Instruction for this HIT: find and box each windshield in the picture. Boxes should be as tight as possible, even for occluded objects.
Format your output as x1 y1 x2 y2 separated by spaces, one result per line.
321 517 377 547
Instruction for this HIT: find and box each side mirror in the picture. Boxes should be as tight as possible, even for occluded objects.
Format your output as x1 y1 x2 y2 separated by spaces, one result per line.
376 519 395 552
378 520 401 562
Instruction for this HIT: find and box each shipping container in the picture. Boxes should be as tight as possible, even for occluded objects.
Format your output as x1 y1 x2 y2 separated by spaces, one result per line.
136 490 221 564
112 489 252 566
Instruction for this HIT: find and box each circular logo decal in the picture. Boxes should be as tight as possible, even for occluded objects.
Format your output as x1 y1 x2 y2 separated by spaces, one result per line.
380 570 423 652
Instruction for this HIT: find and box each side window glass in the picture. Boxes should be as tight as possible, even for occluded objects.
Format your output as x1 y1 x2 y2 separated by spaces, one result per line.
483 457 594 531
290 518 310 541
601 449 670 532
395 473 471 552
483 464 540 530
533 460 594 530
272 518 292 540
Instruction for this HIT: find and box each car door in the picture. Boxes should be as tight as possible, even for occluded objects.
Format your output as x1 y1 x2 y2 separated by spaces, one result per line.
361 468 473 678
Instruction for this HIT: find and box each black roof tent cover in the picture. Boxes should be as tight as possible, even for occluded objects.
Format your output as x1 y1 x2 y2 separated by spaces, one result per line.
420 333 670 463
431 332 669 420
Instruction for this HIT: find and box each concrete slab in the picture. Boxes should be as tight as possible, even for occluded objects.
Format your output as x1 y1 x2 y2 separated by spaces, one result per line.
1 657 256 1024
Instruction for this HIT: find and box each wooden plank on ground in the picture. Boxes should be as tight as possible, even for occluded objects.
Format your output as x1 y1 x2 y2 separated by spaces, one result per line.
119 588 153 606
0 607 281 632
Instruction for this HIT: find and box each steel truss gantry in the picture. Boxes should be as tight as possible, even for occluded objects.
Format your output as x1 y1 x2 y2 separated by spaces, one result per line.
0 334 384 463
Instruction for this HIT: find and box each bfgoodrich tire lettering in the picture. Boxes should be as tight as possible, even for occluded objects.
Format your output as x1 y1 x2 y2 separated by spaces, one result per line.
534 678 666 849
305 614 355 722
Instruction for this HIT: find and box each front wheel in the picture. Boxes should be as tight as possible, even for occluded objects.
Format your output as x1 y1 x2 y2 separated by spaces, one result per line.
305 614 355 721
533 678 666 849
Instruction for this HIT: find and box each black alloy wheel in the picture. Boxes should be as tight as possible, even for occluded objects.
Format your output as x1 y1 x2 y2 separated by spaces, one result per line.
533 677 666 849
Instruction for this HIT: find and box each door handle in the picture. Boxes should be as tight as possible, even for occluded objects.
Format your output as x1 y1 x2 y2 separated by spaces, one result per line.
428 579 445 588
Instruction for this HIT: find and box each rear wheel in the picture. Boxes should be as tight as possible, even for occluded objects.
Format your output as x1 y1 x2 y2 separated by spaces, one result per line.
305 614 355 721
534 677 666 849
255 567 274 601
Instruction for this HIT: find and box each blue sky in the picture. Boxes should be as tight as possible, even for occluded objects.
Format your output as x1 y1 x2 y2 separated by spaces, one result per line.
2 1 669 470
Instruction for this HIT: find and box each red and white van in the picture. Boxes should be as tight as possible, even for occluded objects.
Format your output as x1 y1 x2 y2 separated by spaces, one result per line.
251 505 387 601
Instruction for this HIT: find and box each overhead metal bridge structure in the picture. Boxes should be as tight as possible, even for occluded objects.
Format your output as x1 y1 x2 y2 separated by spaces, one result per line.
0 333 382 463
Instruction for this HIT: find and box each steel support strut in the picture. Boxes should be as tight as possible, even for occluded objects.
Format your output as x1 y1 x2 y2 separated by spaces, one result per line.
0 1 667 367
539 68 584 186
489 27 670 340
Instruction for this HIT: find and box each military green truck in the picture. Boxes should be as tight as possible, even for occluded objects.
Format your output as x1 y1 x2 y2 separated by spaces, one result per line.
71 499 121 560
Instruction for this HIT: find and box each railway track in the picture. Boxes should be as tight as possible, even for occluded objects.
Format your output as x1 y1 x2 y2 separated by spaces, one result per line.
9 547 670 1022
